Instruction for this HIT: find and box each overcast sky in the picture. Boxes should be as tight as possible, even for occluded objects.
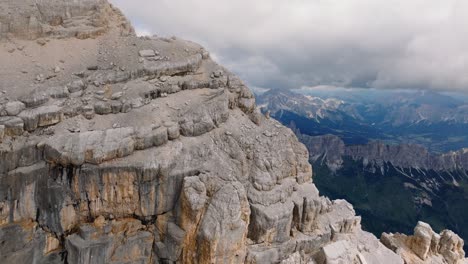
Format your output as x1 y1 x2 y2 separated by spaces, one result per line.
111 0 468 93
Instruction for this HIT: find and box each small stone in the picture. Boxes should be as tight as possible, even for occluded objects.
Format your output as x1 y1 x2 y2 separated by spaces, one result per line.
225 131 232 136
36 39 47 46
138 58 144 63
112 123 120 128
73 71 86 78
159 76 168 82
87 65 98 71
43 127 54 135
94 101 112 115
17 45 25 51
167 124 180 140
94 215 106 228
5 101 26 116
67 80 86 93
111 92 123 100
82 105 95 120
36 141 45 148
53 66 61 73
36 74 45 82
139 49 156 57
68 127 80 133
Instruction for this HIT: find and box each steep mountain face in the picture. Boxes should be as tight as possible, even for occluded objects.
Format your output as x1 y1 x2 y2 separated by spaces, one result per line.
0 1 380 263
0 1 466 264
298 133 468 254
257 89 468 152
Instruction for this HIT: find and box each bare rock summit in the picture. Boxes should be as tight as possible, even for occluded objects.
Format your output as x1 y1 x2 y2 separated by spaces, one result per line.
0 1 466 264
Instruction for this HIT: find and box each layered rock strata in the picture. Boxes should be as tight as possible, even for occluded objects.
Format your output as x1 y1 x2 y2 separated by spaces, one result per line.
0 1 466 264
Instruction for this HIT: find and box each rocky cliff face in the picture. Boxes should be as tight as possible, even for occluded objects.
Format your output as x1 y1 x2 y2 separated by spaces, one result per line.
0 1 466 264
382 222 467 264
300 133 468 172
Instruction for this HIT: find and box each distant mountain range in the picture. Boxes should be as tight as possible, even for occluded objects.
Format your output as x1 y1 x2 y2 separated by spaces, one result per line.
257 88 468 152
257 88 468 251
296 132 468 252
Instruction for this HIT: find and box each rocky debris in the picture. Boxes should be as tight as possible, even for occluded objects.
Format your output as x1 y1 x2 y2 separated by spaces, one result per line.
0 0 134 40
0 1 466 264
381 221 467 264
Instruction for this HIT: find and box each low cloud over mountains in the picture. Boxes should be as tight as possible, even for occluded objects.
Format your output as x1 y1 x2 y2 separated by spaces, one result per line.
112 0 468 93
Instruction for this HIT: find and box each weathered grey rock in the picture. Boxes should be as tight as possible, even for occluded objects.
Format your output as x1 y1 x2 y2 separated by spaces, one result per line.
143 54 202 77
66 219 153 264
44 127 136 165
67 80 86 93
0 116 24 136
94 101 112 115
47 86 70 98
0 125 4 142
139 49 156 57
381 222 466 264
166 123 180 140
18 105 63 131
5 101 25 116
111 91 123 100
19 91 49 107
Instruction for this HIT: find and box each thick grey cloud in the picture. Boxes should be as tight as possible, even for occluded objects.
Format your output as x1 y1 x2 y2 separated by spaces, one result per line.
111 0 468 92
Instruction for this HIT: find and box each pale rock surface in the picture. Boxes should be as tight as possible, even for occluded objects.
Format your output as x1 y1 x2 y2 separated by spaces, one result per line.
381 221 468 264
0 1 465 264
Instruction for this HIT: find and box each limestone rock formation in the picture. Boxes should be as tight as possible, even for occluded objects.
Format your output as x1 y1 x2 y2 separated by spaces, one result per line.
0 1 465 264
381 222 468 264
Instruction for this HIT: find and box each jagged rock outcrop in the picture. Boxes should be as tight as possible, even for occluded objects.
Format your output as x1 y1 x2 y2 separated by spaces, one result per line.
381 222 468 264
0 1 464 264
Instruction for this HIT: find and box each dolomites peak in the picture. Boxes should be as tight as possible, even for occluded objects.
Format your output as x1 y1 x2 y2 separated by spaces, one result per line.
0 1 466 264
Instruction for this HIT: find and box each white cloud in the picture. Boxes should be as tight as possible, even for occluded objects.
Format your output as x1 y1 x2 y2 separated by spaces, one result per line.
111 0 468 93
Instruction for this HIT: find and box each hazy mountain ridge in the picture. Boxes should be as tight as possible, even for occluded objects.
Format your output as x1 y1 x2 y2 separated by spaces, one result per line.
258 88 468 152
299 133 468 173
